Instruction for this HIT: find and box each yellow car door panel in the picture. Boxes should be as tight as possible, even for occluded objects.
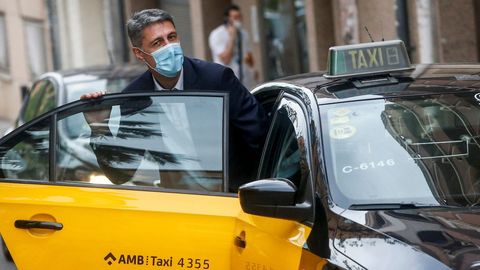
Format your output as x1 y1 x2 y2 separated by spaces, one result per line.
0 182 240 269
0 93 241 269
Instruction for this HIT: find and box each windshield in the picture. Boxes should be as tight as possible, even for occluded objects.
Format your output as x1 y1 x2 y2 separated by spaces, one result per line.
322 92 480 208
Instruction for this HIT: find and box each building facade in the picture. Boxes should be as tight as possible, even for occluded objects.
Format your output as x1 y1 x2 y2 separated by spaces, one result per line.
0 0 52 121
1 0 480 122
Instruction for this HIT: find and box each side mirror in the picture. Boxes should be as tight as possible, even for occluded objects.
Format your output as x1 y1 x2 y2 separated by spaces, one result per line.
238 178 311 222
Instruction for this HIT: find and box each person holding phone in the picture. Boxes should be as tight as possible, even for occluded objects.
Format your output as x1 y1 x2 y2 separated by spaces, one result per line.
208 4 256 89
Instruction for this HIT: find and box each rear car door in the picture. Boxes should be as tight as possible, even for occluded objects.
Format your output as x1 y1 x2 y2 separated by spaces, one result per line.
0 92 240 269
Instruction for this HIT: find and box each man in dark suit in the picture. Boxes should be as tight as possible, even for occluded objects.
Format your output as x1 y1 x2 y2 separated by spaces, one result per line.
83 9 267 191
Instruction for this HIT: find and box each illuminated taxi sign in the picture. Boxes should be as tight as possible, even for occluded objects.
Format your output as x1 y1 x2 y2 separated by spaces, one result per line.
325 40 413 78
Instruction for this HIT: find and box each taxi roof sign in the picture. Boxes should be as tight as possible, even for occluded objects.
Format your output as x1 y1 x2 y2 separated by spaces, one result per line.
324 40 413 79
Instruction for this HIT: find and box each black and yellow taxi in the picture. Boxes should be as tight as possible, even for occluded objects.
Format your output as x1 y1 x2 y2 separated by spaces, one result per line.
1 40 480 269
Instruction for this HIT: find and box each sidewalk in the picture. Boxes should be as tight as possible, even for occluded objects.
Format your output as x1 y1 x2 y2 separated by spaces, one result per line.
0 117 12 137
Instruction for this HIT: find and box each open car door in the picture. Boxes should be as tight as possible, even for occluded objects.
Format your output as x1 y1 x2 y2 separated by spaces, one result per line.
0 91 317 269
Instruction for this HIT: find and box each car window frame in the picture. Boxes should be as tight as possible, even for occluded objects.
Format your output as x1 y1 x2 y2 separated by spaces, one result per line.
0 91 232 196
259 92 315 217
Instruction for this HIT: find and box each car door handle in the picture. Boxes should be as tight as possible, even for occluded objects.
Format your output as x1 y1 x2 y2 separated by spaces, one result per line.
234 231 246 248
234 235 246 248
14 220 63 231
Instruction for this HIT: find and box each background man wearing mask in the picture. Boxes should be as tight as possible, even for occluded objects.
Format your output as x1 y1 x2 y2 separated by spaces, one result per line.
208 4 256 89
82 8 266 191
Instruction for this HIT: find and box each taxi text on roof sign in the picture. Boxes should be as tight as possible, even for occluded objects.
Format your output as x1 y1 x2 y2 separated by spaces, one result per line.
325 40 413 78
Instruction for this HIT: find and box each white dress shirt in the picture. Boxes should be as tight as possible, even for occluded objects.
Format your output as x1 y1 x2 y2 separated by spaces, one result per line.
152 68 184 90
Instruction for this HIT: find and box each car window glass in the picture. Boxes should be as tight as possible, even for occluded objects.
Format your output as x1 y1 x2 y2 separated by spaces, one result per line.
61 78 136 139
55 94 226 192
260 98 308 187
0 118 50 181
23 80 56 123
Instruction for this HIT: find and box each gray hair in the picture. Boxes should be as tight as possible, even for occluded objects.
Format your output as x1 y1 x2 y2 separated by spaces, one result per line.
126 9 175 48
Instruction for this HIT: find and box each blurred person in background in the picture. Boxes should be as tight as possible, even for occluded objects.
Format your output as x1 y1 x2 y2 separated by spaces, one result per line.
209 4 257 89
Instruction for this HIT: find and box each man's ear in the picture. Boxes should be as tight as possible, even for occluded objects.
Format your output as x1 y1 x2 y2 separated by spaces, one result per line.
132 47 145 61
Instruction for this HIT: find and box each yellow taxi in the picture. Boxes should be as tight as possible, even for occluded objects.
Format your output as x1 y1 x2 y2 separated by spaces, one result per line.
2 40 480 270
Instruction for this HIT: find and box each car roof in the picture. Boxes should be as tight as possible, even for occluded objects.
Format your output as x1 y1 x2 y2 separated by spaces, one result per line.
270 64 480 105
29 64 147 113
53 64 146 79
36 64 146 86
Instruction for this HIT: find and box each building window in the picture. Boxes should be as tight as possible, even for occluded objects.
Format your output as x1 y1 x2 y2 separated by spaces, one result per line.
160 0 193 57
24 19 47 78
0 14 9 73
262 0 309 80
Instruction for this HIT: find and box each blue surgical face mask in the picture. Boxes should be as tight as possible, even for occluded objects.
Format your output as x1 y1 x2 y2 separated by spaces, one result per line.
138 43 184 77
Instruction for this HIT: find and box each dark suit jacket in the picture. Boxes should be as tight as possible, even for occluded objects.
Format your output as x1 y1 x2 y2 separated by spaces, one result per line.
94 57 267 191
123 57 267 151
